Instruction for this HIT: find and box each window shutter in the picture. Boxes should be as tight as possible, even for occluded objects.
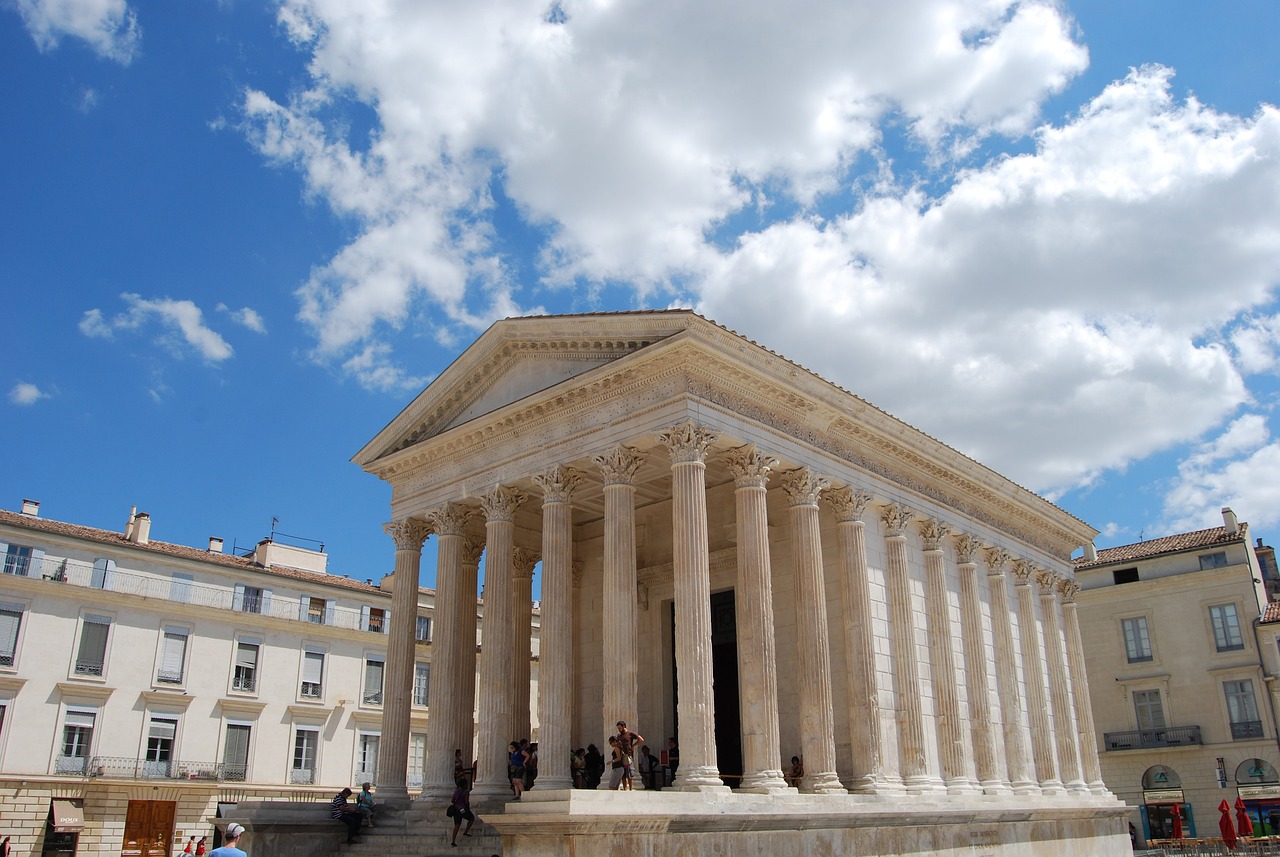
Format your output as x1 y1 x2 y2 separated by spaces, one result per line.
92 558 108 589
325 600 336 625
302 651 324 685
77 615 110 669
29 548 45 579
298 596 310 622
65 709 96 728
149 718 177 741
159 629 187 680
223 724 251 767
235 642 259 668
261 588 272 615
364 658 384 696
360 605 371 631
233 583 245 612
0 604 22 663
170 573 192 603
383 608 391 634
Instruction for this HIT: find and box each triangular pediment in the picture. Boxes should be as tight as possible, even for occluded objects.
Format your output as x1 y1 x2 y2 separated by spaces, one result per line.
353 310 704 467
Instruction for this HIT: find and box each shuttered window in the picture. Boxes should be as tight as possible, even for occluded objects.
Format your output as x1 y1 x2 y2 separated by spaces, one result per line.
301 650 324 699
363 657 384 705
75 614 111 676
157 628 188 684
222 724 251 781
233 641 259 692
0 603 23 666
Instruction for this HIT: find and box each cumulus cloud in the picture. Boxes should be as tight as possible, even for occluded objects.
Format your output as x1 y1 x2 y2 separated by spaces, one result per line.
13 0 140 64
9 382 51 406
80 293 234 362
217 304 268 334
1163 415 1280 534
240 1 1280 529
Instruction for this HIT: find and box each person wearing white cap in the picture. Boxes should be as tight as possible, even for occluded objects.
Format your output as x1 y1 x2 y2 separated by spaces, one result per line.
209 823 247 857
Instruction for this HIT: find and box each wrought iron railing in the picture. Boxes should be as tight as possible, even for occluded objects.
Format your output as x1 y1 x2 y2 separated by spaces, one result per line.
1104 725 1202 751
301 682 322 699
1232 720 1265 740
58 756 250 781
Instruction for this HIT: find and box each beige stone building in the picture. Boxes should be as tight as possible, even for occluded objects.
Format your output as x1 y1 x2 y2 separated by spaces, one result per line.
0 500 460 856
354 310 1127 856
1074 509 1275 843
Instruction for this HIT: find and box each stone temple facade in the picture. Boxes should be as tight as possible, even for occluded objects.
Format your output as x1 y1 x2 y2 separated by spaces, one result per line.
354 310 1128 856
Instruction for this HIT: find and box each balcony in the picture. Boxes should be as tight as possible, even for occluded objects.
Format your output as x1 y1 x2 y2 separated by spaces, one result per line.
1232 720 1265 740
60 756 249 781
1104 725 1203 751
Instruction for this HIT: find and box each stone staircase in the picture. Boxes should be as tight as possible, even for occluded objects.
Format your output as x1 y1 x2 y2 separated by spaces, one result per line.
324 799 504 857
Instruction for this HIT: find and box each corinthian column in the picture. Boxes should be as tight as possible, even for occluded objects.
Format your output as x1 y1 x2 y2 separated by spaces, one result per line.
919 518 975 794
592 445 644 761
531 465 580 790
1012 560 1062 794
983 548 1035 793
829 486 890 794
378 517 432 802
724 445 788 792
1059 579 1107 794
512 547 540 742
657 420 725 790
882 503 939 793
472 485 525 800
422 504 473 799
1039 571 1085 793
953 534 1004 794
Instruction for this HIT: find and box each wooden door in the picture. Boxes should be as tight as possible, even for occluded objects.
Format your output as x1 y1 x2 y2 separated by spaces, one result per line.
120 800 175 857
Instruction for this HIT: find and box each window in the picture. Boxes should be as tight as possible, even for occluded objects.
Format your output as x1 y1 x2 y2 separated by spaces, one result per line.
74 614 111 677
1122 617 1153 663
365 607 387 633
306 597 326 624
1210 604 1245 651
301 650 324 699
58 709 95 774
3 544 32 577
222 723 251 781
1226 680 1263 740
363 656 385 705
90 557 115 589
408 733 426 788
292 728 318 784
233 641 259 692
356 733 380 783
416 616 432 643
157 628 188 684
1134 689 1166 731
143 717 178 778
414 663 430 707
238 585 265 614
0 602 24 667
1200 551 1230 570
1113 567 1140 585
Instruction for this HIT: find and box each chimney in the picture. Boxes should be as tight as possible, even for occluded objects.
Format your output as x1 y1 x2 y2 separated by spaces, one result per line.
124 506 138 540
1222 507 1239 536
1084 542 1097 562
208 537 224 554
20 499 39 517
131 513 151 545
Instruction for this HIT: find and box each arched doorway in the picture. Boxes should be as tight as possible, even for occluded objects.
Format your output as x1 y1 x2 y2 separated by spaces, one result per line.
1236 758 1280 835
1141 765 1192 840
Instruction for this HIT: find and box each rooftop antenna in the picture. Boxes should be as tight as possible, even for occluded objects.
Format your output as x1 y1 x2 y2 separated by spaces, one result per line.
271 516 280 540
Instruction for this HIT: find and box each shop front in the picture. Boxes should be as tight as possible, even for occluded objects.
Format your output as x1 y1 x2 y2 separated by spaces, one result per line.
1237 759 1280 836
1141 766 1195 841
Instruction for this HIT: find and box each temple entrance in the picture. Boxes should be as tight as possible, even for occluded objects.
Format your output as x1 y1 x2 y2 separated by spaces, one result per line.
670 590 742 787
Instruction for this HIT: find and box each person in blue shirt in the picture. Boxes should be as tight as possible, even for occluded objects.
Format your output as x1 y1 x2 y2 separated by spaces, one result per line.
209 823 247 857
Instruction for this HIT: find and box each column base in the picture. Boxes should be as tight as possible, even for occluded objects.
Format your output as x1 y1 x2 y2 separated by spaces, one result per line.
1010 777 1040 795
1038 779 1067 796
805 772 848 794
738 769 791 793
944 777 980 796
372 786 411 810
849 776 904 796
903 775 946 795
676 765 731 793
978 779 1013 796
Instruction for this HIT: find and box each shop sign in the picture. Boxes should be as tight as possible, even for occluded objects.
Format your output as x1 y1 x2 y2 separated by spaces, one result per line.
1239 785 1280 799
1144 789 1185 803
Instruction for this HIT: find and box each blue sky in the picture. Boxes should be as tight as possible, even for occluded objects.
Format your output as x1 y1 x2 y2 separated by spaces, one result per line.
3 0 1280 591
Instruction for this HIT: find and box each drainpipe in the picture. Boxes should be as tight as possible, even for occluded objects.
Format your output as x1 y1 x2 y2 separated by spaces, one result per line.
1251 618 1280 753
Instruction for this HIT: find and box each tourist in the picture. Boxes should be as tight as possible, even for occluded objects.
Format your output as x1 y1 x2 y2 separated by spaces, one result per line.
607 736 624 790
524 741 539 790
667 737 680 786
2 836 12 857
183 836 196 854
330 788 362 844
585 743 604 789
356 782 376 827
454 748 468 786
638 745 659 791
509 741 527 800
209 823 247 857
615 721 644 788
786 756 804 789
195 836 207 854
448 777 476 846
572 747 587 788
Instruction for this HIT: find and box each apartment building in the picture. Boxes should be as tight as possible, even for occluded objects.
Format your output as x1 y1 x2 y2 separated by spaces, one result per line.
1074 508 1274 844
0 499 445 856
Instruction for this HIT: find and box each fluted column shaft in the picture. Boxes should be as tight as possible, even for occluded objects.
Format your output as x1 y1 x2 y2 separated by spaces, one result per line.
882 504 936 792
422 507 471 798
1039 573 1085 793
954 536 1003 793
658 420 724 790
1013 561 1062 794
726 446 788 792
378 518 431 801
984 550 1035 793
782 468 844 794
511 548 539 742
473 486 524 799
1060 583 1107 793
456 539 483 766
829 487 888 794
532 465 581 790
920 520 974 794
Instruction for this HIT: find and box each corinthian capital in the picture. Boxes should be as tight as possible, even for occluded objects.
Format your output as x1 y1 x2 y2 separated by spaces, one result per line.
880 502 915 537
384 518 432 551
462 537 485 567
780 467 830 506
1035 569 1059 595
917 517 952 551
426 502 474 538
513 548 540 580
952 533 981 566
1010 558 1036 584
827 486 874 523
657 419 717 463
533 464 583 503
722 444 777 489
479 485 525 522
983 546 1010 575
1057 578 1080 602
593 446 644 485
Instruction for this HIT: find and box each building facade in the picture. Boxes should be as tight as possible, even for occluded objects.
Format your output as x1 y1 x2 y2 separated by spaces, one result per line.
1074 508 1275 843
0 500 456 857
354 310 1127 857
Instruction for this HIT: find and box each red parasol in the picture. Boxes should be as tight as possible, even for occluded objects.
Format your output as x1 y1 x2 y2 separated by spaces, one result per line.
1171 802 1184 839
1236 796 1254 838
1220 799 1238 847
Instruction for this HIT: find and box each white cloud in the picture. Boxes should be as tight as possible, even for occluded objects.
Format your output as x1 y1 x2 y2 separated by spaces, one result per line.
1163 415 1280 534
9 382 50 406
14 0 140 64
79 293 234 362
217 304 268 334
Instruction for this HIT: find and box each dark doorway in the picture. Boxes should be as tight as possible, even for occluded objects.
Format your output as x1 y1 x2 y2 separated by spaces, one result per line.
669 589 743 788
